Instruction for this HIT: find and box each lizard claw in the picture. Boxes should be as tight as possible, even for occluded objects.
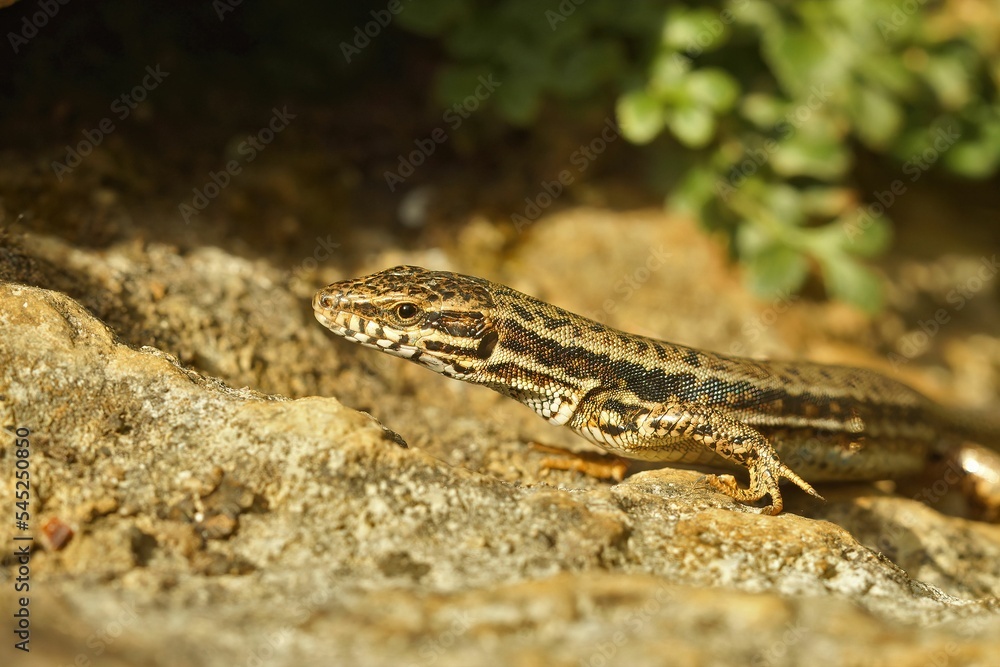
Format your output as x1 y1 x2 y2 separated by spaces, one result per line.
700 459 824 515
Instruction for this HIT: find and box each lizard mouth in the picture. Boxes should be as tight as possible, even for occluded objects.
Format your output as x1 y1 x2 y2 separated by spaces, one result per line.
313 305 386 347
313 290 376 340
313 291 426 360
312 286 475 378
312 309 337 331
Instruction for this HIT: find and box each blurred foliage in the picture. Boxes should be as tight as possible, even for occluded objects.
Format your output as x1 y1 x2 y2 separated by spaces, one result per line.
396 0 1000 311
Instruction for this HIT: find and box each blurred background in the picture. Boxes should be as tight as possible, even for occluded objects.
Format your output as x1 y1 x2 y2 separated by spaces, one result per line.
1 0 998 309
3 2 1000 665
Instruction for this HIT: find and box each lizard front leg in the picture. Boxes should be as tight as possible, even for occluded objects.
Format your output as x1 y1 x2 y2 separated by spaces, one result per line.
579 396 823 515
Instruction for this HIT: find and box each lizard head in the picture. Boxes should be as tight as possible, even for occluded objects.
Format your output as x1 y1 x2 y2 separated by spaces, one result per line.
313 265 500 378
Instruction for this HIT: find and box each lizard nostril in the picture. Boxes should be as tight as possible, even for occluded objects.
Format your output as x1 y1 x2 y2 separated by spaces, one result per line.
315 293 332 310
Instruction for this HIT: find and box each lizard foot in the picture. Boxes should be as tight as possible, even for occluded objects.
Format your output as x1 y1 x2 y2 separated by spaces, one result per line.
702 455 823 516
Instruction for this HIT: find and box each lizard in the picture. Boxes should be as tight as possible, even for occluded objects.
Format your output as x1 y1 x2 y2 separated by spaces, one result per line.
312 265 1000 515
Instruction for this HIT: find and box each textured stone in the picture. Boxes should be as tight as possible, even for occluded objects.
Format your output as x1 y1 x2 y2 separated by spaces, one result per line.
1 215 999 666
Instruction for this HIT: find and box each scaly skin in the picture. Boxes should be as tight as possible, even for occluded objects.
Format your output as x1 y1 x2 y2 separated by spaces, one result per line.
313 265 1000 515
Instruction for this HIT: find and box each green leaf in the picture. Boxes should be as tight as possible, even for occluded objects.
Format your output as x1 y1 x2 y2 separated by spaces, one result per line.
923 54 972 110
851 87 902 148
761 28 829 97
845 215 892 258
771 121 850 179
617 90 666 144
745 244 810 297
945 120 1000 177
812 215 891 258
435 66 494 108
740 93 788 128
492 74 541 126
669 165 719 215
820 255 883 312
797 187 852 217
735 221 774 259
857 54 917 98
550 41 624 99
649 51 691 95
762 183 804 226
667 105 716 148
731 0 780 30
684 69 740 113
662 9 729 53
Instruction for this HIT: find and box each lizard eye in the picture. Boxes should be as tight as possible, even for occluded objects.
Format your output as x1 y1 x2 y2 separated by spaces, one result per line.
394 302 420 322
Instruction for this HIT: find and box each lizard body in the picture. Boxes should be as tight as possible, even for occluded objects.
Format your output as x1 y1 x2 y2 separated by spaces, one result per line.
313 265 1000 515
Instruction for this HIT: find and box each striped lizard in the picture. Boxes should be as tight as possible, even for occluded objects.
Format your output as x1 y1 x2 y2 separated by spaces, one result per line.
313 265 1000 515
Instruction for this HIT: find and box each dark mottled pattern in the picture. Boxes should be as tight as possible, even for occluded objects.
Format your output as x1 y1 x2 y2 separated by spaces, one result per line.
423 340 466 356
316 265 938 439
496 314 886 432
312 265 980 491
600 423 626 436
428 310 488 338
600 397 636 417
481 361 562 400
353 302 377 318
476 330 499 359
542 317 574 330
511 303 536 322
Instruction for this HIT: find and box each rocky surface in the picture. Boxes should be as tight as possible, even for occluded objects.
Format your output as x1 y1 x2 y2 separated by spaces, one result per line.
2 211 1000 666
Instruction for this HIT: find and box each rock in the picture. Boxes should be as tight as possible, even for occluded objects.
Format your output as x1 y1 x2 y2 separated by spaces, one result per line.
1 217 999 665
